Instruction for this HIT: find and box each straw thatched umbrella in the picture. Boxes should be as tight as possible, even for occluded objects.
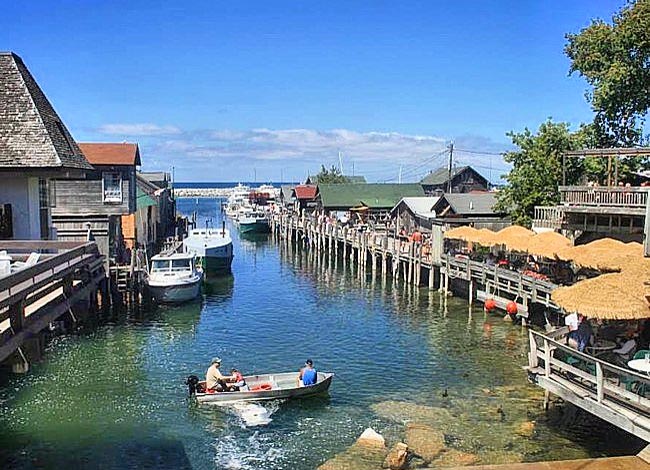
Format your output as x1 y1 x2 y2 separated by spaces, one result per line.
525 231 573 259
493 225 535 252
552 273 650 320
556 238 641 272
443 226 481 242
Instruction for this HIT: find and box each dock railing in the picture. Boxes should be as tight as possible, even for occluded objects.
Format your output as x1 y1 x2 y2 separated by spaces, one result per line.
528 329 650 441
560 185 649 208
0 240 105 365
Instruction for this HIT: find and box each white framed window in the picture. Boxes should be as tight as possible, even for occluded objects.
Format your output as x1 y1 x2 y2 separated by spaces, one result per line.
102 172 122 203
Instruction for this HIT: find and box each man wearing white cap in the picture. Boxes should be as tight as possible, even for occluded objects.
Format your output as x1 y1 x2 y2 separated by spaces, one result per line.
206 357 230 392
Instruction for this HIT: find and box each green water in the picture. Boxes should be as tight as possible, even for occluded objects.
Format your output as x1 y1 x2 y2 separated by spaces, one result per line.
0 198 642 469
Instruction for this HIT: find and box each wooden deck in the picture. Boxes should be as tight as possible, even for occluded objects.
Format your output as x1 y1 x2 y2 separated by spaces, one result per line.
0 240 105 370
527 329 650 442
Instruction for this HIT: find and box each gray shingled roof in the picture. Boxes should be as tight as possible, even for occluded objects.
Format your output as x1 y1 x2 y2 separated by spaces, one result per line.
433 192 498 215
420 166 469 185
0 52 92 170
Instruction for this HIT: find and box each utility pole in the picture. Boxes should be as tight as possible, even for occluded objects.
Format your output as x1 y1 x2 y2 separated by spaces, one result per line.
398 165 403 184
338 151 344 174
446 141 454 193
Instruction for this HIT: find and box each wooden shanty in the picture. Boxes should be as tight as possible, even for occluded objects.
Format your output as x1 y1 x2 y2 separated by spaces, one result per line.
0 52 93 241
51 142 139 270
420 165 489 195
317 183 425 214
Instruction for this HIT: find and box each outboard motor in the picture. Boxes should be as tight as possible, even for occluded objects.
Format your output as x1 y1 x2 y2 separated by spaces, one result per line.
186 375 200 396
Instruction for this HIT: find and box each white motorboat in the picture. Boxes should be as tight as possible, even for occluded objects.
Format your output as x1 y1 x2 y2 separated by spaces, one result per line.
224 184 251 219
189 371 334 404
183 223 234 274
146 253 203 303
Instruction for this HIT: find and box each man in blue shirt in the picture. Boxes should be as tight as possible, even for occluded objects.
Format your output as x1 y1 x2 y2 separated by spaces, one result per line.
298 359 318 386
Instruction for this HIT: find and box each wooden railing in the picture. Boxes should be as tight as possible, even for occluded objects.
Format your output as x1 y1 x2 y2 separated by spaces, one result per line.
0 241 105 364
528 329 650 441
533 206 564 229
560 185 649 208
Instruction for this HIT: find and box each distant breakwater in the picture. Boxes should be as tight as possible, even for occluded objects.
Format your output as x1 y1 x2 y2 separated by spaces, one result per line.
174 187 236 198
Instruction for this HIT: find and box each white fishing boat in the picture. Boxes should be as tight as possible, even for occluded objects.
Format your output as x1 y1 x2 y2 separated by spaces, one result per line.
224 184 251 219
146 253 203 303
183 223 234 274
238 209 270 234
188 371 334 404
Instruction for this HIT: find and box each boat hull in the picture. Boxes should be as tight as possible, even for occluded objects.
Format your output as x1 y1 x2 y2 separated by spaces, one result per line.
148 277 202 303
239 220 270 234
195 372 333 404
201 255 233 274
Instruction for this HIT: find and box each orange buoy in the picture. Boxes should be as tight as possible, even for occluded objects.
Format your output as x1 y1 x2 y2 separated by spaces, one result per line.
506 301 518 315
484 299 497 311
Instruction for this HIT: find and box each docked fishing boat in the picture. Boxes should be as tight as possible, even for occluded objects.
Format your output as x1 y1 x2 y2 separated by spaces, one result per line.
146 253 203 303
183 223 234 274
238 209 270 234
189 371 334 404
224 183 251 219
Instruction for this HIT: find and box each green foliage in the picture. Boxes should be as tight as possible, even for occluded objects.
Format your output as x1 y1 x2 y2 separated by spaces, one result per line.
312 165 351 184
495 120 590 227
565 0 650 146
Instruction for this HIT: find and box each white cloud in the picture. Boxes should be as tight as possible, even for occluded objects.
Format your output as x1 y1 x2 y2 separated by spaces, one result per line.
154 128 449 163
97 123 181 136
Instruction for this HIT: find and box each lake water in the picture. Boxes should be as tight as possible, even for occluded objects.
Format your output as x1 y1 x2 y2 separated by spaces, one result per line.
0 198 642 469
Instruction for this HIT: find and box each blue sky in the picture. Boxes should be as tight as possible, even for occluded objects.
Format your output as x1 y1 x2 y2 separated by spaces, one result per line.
2 0 624 182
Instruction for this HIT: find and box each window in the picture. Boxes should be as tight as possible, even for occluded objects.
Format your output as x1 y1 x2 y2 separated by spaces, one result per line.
151 259 170 272
102 172 122 203
38 178 56 208
171 258 191 271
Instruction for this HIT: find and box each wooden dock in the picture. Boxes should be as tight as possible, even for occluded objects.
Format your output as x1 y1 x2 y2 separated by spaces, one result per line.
0 240 106 372
272 212 560 316
527 329 650 442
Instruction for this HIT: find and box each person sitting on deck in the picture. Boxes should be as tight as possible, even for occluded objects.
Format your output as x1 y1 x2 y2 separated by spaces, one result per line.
298 359 318 387
575 315 593 352
230 368 248 391
206 357 230 392
565 312 580 348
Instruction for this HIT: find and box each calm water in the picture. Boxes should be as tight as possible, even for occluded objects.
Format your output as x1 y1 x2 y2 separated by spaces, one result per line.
0 198 642 469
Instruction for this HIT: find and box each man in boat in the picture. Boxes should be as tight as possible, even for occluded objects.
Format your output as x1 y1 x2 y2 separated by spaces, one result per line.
298 359 318 387
206 357 231 392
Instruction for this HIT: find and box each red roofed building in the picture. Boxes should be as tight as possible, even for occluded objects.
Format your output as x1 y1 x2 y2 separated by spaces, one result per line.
292 185 318 211
78 143 142 167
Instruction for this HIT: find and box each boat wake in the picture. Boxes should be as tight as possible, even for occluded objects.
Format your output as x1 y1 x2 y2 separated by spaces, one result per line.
231 402 274 427
213 430 284 470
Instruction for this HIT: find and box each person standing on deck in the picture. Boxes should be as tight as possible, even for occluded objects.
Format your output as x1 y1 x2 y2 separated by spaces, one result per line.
298 359 318 386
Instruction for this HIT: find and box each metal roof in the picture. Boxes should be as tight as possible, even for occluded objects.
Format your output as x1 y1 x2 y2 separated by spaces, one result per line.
294 185 318 199
0 52 92 170
318 183 424 209
391 196 440 218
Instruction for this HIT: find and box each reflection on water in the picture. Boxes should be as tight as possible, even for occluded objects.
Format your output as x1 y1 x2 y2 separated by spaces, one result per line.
0 198 644 470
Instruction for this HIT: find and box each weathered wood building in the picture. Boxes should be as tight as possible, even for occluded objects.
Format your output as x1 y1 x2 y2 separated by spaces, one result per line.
389 197 440 232
52 143 139 266
0 52 93 241
292 185 318 211
431 192 509 229
420 166 489 195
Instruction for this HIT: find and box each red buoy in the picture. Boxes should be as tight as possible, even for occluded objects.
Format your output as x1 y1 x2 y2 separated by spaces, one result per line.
506 301 518 315
484 299 497 311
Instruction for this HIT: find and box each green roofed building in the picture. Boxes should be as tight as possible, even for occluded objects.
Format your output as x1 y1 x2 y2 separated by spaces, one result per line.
305 174 366 184
317 183 424 212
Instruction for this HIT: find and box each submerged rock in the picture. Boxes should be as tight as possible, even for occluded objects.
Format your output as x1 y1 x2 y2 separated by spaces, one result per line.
318 428 388 470
383 442 408 470
371 401 454 425
431 449 480 467
515 420 536 438
357 427 386 449
404 423 446 463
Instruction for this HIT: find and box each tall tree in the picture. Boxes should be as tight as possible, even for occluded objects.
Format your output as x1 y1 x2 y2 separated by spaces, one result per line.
312 165 351 184
565 0 650 147
495 120 591 227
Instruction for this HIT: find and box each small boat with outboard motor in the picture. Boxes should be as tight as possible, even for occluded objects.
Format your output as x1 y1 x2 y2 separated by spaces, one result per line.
146 252 203 303
186 371 334 404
